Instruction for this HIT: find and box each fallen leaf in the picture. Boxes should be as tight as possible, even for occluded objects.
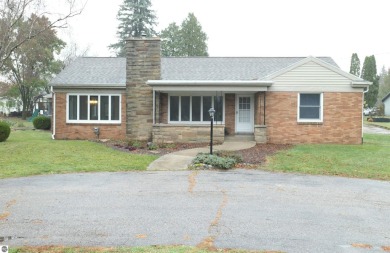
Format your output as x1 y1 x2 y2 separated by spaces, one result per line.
351 243 372 249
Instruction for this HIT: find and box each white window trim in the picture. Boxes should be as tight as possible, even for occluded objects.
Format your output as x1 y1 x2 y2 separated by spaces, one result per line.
168 94 225 124
66 94 121 124
297 93 323 123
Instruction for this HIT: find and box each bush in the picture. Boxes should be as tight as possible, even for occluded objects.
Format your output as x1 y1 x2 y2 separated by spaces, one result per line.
214 150 243 163
193 153 237 169
32 116 51 130
0 121 11 142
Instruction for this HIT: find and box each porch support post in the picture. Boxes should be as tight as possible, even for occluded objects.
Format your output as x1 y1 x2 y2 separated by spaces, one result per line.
153 90 156 125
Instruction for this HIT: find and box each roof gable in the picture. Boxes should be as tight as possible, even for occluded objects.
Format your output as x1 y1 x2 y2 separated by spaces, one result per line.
382 92 390 102
265 56 367 82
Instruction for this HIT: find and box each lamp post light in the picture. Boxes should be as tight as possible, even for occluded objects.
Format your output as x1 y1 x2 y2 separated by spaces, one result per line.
208 107 215 155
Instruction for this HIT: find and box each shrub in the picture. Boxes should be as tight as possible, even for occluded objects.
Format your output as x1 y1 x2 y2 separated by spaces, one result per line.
32 116 51 130
214 150 243 163
0 121 11 142
128 140 142 148
147 142 158 150
193 153 237 169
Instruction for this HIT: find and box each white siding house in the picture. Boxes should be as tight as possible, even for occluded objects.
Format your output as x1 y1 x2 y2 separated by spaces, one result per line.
382 92 390 116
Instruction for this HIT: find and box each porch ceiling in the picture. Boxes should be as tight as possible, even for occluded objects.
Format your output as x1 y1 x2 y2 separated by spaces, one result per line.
147 80 273 92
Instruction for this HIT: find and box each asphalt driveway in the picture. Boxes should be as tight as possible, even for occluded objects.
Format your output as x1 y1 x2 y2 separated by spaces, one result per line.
1 170 389 253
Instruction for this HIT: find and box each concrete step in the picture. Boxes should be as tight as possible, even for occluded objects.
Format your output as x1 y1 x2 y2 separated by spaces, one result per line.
224 134 255 142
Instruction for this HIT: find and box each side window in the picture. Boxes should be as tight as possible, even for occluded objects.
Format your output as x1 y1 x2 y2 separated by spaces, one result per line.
67 94 121 123
298 93 322 122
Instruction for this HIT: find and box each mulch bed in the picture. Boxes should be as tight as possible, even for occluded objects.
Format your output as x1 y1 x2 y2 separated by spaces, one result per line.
235 144 292 167
103 140 292 166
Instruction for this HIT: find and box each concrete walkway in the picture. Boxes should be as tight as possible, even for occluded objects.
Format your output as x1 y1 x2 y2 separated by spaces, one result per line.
147 141 256 171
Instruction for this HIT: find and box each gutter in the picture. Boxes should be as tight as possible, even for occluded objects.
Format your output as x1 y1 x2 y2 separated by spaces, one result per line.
147 80 274 86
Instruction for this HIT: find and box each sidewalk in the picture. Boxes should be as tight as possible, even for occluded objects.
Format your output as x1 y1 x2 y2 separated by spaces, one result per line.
147 141 256 171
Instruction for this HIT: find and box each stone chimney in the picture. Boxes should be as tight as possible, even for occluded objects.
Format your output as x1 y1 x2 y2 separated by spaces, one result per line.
126 37 161 141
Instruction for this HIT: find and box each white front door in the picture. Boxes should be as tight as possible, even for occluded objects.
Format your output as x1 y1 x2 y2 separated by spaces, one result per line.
236 95 254 133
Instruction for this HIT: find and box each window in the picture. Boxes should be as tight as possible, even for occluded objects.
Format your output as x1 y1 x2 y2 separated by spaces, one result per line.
67 94 121 123
169 95 224 123
298 93 323 122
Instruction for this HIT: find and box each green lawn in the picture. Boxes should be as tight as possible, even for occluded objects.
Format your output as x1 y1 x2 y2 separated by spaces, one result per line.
365 121 390 129
0 130 157 179
263 134 390 180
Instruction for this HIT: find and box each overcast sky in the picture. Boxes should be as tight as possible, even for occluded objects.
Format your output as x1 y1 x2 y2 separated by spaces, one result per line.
58 0 390 73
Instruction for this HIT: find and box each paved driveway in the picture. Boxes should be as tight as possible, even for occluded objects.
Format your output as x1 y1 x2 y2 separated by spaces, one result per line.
1 170 389 253
364 125 390 134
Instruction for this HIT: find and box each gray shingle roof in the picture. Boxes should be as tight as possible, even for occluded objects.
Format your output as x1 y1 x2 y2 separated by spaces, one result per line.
50 56 339 86
50 57 126 87
161 57 338 80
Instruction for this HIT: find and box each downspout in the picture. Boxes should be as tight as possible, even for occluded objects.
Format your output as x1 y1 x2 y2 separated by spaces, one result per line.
51 86 56 140
263 92 266 125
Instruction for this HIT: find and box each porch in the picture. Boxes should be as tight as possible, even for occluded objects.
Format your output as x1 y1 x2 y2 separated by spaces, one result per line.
147 80 272 144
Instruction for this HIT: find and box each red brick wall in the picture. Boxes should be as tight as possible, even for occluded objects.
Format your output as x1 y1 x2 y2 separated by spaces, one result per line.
53 92 127 140
159 93 168 124
266 92 363 144
225 94 235 135
255 92 266 125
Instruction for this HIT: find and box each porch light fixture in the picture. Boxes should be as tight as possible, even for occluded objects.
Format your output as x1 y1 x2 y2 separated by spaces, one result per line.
208 107 215 155
90 99 98 105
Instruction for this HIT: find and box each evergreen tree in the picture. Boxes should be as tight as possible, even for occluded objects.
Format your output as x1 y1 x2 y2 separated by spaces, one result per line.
349 53 360 76
361 55 379 108
109 0 157 57
180 13 208 56
160 13 208 57
161 23 182 57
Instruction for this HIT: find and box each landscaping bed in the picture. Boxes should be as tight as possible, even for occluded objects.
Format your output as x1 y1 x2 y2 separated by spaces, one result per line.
104 140 208 156
235 144 292 166
105 140 292 167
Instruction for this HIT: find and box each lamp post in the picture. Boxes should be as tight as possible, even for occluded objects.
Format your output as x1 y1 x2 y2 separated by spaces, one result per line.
208 107 215 155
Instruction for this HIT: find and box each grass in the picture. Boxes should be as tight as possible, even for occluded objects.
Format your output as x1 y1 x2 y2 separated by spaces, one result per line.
8 246 275 253
262 134 390 180
365 120 390 129
0 130 157 179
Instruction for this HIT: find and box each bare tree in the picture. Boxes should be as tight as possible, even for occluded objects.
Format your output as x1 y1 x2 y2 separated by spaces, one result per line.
0 0 85 70
61 41 90 67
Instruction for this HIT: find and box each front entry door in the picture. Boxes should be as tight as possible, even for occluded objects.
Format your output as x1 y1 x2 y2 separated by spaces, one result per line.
236 95 254 133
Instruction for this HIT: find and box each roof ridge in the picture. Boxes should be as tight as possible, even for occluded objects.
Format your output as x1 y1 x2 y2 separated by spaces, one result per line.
162 56 333 59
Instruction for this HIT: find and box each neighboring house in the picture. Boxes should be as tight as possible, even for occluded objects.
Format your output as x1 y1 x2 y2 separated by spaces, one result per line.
0 97 22 116
49 38 371 144
382 92 390 116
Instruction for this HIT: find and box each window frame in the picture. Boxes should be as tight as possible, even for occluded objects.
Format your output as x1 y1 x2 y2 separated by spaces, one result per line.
168 94 225 124
297 93 323 123
66 94 121 124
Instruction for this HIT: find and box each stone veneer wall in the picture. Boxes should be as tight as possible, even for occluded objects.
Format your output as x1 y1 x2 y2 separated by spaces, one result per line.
254 125 267 143
266 92 363 144
152 124 225 143
53 92 127 140
126 38 161 141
